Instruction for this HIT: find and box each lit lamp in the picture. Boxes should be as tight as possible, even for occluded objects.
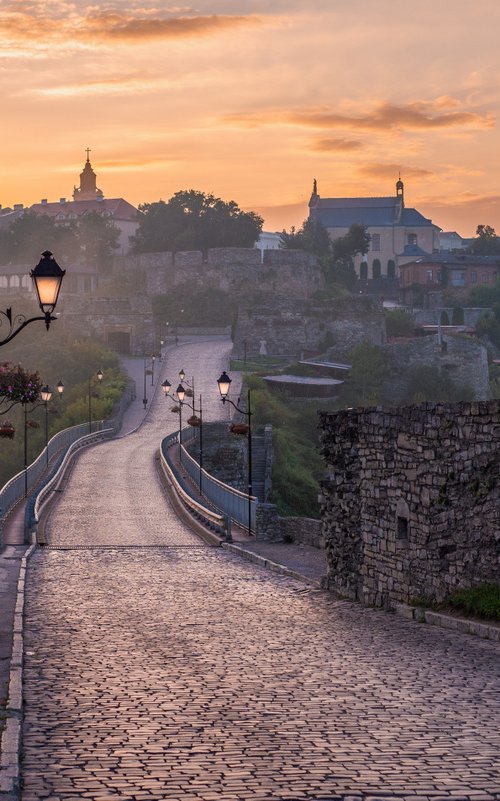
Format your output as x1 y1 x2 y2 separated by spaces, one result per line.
57 380 65 396
1 250 65 347
216 370 253 535
162 379 172 396
179 369 186 382
40 384 53 467
31 251 66 329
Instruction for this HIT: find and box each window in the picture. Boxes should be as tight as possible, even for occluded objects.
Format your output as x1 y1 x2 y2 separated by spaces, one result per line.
426 269 433 283
359 262 368 281
397 516 409 540
372 259 381 279
371 233 381 251
481 273 490 284
407 233 418 246
450 270 465 287
387 259 396 279
471 271 477 284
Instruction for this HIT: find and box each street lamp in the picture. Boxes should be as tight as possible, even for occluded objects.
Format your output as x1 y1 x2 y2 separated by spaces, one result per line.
143 356 155 409
56 379 64 396
89 369 103 433
163 380 186 464
0 251 66 347
40 385 53 466
216 370 253 535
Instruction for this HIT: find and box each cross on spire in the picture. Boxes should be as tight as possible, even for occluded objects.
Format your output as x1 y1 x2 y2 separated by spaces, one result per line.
85 147 91 162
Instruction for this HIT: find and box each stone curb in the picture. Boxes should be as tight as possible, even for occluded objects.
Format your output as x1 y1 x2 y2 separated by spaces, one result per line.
0 544 35 799
395 603 500 642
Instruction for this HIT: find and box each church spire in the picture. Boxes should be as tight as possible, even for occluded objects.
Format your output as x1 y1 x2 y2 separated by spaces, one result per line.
396 172 404 203
73 150 104 201
309 177 319 207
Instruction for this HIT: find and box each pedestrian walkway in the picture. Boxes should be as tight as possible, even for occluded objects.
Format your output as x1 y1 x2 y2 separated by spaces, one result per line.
14 340 500 801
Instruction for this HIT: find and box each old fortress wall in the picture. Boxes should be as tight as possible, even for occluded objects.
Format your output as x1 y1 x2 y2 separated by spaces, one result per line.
319 400 499 609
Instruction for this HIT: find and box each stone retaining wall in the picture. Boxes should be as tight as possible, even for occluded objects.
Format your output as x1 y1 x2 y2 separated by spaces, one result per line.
319 400 500 609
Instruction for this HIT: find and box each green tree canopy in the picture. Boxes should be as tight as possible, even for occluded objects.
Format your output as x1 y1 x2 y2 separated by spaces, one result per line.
279 219 331 257
469 224 500 255
0 210 120 270
132 190 263 253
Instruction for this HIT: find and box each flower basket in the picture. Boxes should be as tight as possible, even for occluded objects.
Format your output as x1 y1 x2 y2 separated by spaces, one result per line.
187 415 201 427
230 423 249 435
170 405 180 414
27 420 40 429
0 421 15 439
184 388 194 398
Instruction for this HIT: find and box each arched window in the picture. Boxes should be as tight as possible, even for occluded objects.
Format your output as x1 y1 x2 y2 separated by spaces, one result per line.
372 259 381 280
387 259 396 279
21 275 31 289
360 262 368 281
0 276 7 289
10 275 20 288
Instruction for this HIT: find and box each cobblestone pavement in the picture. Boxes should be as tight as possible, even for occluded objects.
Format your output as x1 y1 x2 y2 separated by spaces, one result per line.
21 342 500 801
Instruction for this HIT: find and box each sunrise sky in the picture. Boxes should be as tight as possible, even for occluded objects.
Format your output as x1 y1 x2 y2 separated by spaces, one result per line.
1 0 499 236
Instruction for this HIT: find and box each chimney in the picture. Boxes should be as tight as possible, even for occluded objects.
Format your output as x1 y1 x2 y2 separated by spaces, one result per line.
41 198 48 205
14 203 24 210
59 198 66 204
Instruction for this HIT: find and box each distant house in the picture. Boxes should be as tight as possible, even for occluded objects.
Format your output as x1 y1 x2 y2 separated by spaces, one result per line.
28 153 138 254
438 231 469 251
308 178 440 280
255 231 282 262
399 253 500 304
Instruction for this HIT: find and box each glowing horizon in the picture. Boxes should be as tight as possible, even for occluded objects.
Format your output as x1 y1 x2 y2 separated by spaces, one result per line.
1 1 499 238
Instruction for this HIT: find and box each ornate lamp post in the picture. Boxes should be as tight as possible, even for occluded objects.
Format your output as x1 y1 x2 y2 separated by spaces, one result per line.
40 384 53 467
0 251 65 347
89 369 103 433
163 379 186 464
216 370 253 535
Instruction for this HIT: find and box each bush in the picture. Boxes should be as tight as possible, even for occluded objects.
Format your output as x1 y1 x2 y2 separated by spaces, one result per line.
385 309 418 338
444 584 500 621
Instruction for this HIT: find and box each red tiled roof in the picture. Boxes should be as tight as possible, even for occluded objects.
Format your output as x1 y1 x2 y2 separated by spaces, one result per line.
29 198 138 221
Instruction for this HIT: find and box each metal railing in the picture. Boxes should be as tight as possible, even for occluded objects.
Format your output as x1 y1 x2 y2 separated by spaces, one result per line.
0 421 103 533
160 431 228 538
164 427 257 531
32 426 115 539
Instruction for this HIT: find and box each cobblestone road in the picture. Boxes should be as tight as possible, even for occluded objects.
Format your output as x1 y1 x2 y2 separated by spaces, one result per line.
22 342 500 801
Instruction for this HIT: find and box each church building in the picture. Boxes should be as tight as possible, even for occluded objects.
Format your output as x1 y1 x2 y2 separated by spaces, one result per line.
308 178 440 280
29 151 139 254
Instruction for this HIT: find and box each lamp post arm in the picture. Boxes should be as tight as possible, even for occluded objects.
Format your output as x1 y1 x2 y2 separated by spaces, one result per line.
0 310 56 347
220 396 252 418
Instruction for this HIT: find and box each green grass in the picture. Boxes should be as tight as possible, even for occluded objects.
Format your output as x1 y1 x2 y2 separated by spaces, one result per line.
443 584 500 622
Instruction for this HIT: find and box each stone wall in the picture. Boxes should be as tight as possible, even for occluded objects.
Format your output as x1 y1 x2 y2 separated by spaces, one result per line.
383 334 489 402
118 247 323 301
319 400 500 609
280 517 324 548
233 296 386 359
61 294 155 354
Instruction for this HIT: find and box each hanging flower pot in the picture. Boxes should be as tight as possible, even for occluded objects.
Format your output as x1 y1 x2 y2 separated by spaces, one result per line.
230 423 249 435
184 388 194 398
187 415 201 427
27 419 40 429
0 421 15 439
170 405 180 414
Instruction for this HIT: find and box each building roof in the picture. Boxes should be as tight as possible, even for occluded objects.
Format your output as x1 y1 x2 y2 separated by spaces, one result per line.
400 253 500 268
29 197 138 222
309 196 432 228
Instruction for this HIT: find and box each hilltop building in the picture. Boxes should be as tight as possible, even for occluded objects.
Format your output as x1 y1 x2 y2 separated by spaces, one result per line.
28 152 139 253
308 178 440 280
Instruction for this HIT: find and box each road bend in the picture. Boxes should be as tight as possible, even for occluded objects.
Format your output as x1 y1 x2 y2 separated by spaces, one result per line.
21 341 500 801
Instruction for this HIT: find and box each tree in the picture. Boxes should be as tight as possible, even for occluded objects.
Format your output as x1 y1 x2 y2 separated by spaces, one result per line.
326 224 371 291
279 219 331 257
469 224 500 255
342 341 385 407
0 211 77 265
385 309 419 338
76 212 120 272
132 190 263 253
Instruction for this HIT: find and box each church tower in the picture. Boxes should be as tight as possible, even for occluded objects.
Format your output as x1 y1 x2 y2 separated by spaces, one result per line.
73 149 104 201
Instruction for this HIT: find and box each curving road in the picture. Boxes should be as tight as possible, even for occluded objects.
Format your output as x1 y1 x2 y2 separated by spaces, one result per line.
21 340 500 801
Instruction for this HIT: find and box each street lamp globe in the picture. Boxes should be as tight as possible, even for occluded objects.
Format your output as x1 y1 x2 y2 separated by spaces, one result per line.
40 385 53 403
162 379 172 396
56 380 64 396
30 251 66 324
176 384 186 403
179 369 185 382
217 371 232 399
97 369 104 382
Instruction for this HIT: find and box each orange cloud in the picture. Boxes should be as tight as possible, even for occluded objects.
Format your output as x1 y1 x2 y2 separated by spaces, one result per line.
312 138 365 152
79 12 260 43
358 164 434 180
223 99 495 132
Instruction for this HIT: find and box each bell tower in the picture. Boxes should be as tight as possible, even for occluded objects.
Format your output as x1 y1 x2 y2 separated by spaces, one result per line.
73 149 104 201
